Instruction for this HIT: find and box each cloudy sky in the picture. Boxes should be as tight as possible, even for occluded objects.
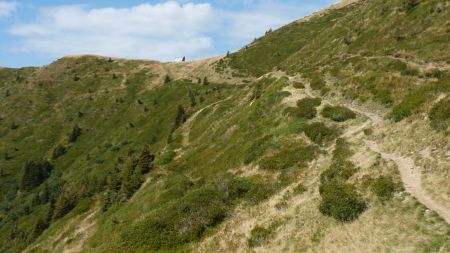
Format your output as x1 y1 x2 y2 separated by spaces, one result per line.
0 0 335 67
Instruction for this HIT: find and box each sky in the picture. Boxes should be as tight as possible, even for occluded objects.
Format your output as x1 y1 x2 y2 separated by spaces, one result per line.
0 0 336 67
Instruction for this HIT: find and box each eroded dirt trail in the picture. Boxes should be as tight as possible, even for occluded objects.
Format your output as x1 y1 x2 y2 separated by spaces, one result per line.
300 81 450 224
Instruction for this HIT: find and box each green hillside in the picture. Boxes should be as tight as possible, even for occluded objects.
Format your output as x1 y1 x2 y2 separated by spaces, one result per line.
0 0 449 252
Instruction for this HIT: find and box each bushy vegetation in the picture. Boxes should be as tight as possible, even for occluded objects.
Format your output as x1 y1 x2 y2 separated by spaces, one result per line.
20 160 53 192
248 225 273 247
429 97 450 131
371 176 396 202
319 183 367 222
310 76 326 90
321 105 356 122
284 97 321 119
319 139 366 222
120 175 270 251
304 122 338 145
259 145 317 170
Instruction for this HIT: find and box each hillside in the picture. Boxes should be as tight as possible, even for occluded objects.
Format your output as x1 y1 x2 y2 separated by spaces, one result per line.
0 0 449 252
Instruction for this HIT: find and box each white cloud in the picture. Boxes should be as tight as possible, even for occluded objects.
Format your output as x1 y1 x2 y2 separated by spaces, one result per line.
0 1 17 17
8 1 327 61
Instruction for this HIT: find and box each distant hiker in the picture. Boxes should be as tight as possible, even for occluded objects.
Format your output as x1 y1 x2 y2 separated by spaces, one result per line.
182 56 186 62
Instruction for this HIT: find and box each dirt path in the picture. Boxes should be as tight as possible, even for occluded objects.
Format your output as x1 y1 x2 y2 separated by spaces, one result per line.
182 96 232 147
301 81 450 224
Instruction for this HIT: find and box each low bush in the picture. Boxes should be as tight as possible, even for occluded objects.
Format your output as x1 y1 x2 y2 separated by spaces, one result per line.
284 97 321 119
304 122 338 145
321 105 356 122
310 76 326 90
259 145 317 170
52 145 67 159
68 125 82 143
390 89 428 121
248 226 273 247
20 160 53 192
120 175 270 251
319 183 367 222
371 176 396 202
293 82 305 89
429 97 450 131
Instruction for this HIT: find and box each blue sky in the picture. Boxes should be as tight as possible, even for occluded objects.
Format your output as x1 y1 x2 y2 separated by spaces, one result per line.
0 0 335 67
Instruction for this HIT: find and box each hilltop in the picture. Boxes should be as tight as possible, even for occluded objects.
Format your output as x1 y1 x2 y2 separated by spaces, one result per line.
0 0 449 252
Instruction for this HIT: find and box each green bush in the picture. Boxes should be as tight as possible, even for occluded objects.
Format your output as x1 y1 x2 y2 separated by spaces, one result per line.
310 76 326 90
321 105 356 122
390 89 428 121
68 125 82 143
293 81 305 89
248 226 273 247
20 160 53 191
259 145 317 170
319 183 367 222
429 97 450 131
283 97 321 119
304 122 338 145
52 145 67 159
371 176 396 202
120 176 269 251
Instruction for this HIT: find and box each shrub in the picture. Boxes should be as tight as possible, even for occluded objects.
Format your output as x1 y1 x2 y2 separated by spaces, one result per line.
20 160 53 192
293 82 305 89
284 97 322 119
248 226 273 247
371 176 396 202
203 76 209 85
120 176 266 251
164 75 172 84
390 90 428 121
68 125 82 143
137 145 155 173
429 97 450 131
319 183 367 222
310 76 326 90
52 188 78 220
304 122 338 145
259 145 317 170
52 145 67 159
403 0 420 12
321 105 356 122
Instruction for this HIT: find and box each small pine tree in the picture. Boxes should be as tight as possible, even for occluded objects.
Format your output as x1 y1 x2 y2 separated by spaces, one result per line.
174 105 187 129
68 125 82 143
108 57 113 62
164 75 171 84
182 56 186 62
10 121 19 130
203 76 209 85
226 51 230 57
20 160 53 191
197 78 202 84
137 145 155 174
5 89 10 97
52 145 67 159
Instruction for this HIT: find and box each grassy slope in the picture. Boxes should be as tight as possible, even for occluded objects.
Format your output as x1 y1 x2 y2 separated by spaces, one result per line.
0 0 449 252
